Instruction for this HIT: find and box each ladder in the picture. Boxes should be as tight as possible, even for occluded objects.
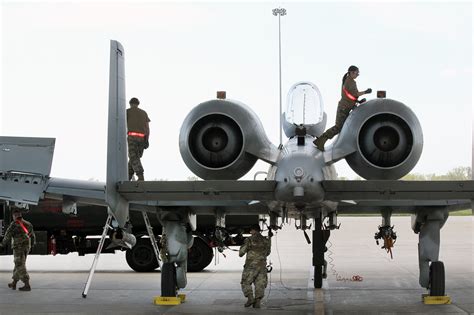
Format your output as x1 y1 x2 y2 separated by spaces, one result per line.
142 211 163 269
82 213 113 298
81 211 161 298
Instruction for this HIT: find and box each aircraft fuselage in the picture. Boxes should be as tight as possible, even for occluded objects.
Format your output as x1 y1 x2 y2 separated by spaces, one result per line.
272 135 335 213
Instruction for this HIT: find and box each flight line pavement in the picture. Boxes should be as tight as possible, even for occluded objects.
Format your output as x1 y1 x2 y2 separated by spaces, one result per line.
0 216 472 314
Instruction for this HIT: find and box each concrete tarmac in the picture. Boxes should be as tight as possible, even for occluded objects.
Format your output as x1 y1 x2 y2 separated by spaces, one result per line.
0 216 472 314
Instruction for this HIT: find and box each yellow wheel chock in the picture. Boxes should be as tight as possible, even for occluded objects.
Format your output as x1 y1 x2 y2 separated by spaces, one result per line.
422 294 451 304
154 294 186 305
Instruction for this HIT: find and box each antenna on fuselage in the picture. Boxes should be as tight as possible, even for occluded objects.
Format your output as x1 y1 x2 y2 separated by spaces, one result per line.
273 7 286 148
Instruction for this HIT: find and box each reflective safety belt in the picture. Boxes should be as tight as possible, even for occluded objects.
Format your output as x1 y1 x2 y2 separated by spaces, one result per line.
16 220 30 239
342 86 357 101
127 131 146 138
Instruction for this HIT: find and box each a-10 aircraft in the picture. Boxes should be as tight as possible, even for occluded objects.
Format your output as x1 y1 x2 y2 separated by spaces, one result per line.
0 40 472 300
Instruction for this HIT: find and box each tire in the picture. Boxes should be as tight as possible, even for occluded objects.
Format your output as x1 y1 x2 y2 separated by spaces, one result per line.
429 261 445 296
161 262 177 297
126 238 159 272
314 265 323 288
187 237 213 272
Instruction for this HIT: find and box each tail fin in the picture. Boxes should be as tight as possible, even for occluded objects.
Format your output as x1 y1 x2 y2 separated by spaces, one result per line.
106 40 129 227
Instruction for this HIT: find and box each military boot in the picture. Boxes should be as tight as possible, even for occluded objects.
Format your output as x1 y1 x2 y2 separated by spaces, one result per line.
313 136 328 152
18 280 31 291
244 296 254 307
8 280 17 290
253 298 261 308
128 169 134 181
137 173 144 181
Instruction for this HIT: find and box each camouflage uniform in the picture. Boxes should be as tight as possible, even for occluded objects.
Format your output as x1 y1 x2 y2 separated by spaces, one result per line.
319 76 359 139
127 137 146 177
239 233 271 303
0 218 36 284
127 106 151 180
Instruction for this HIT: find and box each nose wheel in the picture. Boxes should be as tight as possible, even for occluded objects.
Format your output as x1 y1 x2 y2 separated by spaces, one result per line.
314 264 323 288
312 216 330 289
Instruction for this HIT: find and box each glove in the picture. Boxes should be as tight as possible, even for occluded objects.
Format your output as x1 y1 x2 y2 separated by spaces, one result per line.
144 135 149 149
365 88 372 94
268 230 274 238
358 98 367 104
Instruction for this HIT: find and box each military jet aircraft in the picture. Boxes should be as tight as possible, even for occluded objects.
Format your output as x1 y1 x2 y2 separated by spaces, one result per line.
0 40 472 300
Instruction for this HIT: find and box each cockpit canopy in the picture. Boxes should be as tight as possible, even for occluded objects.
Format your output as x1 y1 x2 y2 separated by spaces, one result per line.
283 82 326 138
285 82 324 125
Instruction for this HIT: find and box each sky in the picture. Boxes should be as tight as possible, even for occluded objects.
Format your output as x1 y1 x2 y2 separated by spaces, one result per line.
1 0 472 181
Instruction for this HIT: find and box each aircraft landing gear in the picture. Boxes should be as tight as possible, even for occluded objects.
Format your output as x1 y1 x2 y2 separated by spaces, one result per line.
155 209 194 304
429 261 445 296
312 216 330 288
161 262 178 297
413 207 448 297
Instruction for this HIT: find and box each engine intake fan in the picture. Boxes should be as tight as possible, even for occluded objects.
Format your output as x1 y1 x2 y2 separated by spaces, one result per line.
188 114 243 169
358 113 413 168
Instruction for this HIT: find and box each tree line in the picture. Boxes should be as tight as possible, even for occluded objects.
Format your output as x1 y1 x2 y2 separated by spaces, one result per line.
402 166 472 181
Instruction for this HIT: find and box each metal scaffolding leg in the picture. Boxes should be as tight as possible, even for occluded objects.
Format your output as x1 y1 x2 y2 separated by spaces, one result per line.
82 214 113 298
142 211 162 269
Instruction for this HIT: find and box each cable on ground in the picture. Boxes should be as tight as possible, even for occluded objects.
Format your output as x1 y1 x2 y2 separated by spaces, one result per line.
326 240 363 282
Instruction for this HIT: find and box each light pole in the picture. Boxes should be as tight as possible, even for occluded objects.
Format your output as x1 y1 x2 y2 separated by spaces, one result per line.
272 7 286 148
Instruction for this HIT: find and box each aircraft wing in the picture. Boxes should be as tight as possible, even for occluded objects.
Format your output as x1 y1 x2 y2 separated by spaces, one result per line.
44 179 276 215
117 180 276 214
322 180 474 214
117 180 275 204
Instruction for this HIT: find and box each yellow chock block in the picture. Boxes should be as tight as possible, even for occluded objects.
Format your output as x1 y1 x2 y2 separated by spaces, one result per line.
422 294 451 304
178 294 186 302
154 296 182 306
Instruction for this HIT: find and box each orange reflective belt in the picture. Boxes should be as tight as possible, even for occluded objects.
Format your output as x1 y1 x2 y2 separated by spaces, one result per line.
16 220 30 239
127 131 145 138
342 86 357 101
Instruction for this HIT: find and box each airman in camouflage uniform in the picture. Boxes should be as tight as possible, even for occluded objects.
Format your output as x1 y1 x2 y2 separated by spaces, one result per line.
239 224 271 309
0 208 36 291
127 97 151 181
314 65 372 151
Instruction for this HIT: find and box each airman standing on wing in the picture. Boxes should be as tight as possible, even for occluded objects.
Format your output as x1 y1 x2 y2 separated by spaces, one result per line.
127 97 151 181
313 65 372 151
0 207 36 291
239 224 271 309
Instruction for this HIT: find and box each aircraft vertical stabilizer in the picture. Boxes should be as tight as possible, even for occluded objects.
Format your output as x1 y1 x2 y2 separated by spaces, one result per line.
106 40 129 227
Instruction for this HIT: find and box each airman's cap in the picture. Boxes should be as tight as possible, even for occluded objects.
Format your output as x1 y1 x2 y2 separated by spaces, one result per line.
129 97 140 105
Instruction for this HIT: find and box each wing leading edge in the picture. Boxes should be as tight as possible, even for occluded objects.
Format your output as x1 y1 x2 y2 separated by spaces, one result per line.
323 180 474 213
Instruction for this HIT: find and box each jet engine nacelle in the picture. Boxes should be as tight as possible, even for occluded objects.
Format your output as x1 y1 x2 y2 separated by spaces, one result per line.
333 99 423 179
179 99 278 180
